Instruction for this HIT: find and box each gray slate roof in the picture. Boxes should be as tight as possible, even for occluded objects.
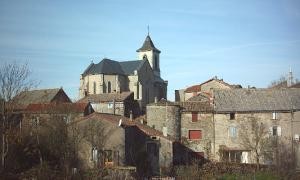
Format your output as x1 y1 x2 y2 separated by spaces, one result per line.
77 91 133 103
136 35 161 53
214 88 300 112
82 58 146 76
13 88 62 106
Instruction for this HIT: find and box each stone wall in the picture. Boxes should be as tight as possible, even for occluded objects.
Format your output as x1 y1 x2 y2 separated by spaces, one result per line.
91 102 125 116
214 112 293 163
180 112 214 159
74 118 126 169
146 103 181 140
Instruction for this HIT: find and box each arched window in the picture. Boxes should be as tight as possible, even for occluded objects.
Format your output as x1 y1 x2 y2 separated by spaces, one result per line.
107 81 111 93
143 54 147 60
154 55 159 70
136 82 139 99
93 82 96 94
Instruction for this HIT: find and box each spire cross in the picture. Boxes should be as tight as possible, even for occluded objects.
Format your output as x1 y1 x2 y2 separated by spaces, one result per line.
147 25 150 36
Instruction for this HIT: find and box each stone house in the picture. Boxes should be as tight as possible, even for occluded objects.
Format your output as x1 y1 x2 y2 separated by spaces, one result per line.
175 76 241 102
12 88 72 111
72 112 180 177
22 102 94 134
212 88 299 164
147 88 300 166
77 91 140 117
79 35 168 110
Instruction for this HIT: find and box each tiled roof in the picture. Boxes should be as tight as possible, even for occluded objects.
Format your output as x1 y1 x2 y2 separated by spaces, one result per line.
74 113 175 141
185 77 241 93
185 85 201 93
187 92 211 102
136 35 161 53
82 59 146 76
12 88 65 106
83 59 125 76
25 103 90 114
214 88 300 112
77 91 133 103
119 60 146 75
180 101 213 112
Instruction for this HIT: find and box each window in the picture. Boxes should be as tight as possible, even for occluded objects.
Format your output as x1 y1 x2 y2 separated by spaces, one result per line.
143 54 147 60
154 55 159 70
269 126 281 136
230 113 235 120
63 116 70 124
192 112 198 122
91 147 98 162
272 112 277 120
93 82 96 94
104 150 113 162
229 126 237 138
136 83 139 99
107 81 111 93
189 130 202 140
31 116 40 126
108 102 113 109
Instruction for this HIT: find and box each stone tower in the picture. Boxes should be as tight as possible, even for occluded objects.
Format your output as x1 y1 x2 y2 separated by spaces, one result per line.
136 35 161 77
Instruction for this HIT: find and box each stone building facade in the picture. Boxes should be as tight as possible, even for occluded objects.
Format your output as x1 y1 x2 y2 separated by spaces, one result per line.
147 88 300 165
175 77 241 102
77 91 140 117
79 35 168 111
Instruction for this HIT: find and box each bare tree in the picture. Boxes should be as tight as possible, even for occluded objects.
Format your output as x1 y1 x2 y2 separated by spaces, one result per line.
0 62 37 171
269 74 299 88
239 118 273 169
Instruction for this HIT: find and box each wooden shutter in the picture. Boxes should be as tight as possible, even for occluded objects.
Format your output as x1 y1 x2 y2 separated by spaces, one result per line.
277 126 281 136
189 130 202 140
192 112 198 122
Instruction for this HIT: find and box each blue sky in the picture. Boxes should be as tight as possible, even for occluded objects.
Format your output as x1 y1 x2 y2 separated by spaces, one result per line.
0 0 299 100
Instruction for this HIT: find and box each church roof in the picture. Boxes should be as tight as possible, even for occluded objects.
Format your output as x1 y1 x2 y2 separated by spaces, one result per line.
82 58 147 76
83 59 125 75
136 35 161 53
119 60 146 75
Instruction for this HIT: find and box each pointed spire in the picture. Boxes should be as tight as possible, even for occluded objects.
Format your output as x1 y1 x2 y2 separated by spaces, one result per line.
136 34 161 53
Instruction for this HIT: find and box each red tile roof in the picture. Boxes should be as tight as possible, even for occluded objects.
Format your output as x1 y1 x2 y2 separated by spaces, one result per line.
184 77 241 93
185 85 201 93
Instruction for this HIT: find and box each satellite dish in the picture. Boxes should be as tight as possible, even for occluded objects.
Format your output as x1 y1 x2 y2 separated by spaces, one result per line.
118 119 122 127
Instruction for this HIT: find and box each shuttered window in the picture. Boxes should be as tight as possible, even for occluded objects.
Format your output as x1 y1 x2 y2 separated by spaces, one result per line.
269 126 281 136
189 130 202 140
192 112 198 122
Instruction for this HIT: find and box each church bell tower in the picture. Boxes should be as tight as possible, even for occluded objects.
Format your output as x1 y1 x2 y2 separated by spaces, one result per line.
136 34 161 77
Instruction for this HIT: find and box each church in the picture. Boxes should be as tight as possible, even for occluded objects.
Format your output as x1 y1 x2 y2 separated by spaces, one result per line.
79 34 168 110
